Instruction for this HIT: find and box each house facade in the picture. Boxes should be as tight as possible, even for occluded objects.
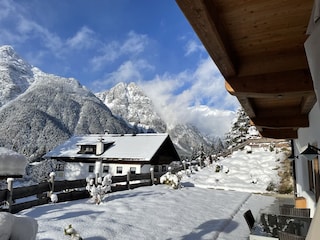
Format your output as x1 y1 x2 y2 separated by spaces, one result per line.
44 133 180 180
292 15 320 217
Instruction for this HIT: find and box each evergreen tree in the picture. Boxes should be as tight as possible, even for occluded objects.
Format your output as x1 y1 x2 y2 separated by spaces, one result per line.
225 107 251 148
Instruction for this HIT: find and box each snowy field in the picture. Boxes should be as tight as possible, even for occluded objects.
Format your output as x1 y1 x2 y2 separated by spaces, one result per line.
18 148 287 240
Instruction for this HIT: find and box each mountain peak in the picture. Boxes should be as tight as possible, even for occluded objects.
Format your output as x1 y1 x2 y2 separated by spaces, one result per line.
0 45 15 54
0 45 22 61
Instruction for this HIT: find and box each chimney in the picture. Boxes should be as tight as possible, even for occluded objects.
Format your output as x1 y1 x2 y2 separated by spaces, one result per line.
96 137 104 155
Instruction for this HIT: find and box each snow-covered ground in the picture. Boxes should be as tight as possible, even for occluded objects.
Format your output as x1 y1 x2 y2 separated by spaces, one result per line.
17 147 289 240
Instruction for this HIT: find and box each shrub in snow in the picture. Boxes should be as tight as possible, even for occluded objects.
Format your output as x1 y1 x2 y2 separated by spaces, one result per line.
0 212 38 240
50 193 58 203
86 174 112 204
64 224 83 240
244 145 252 154
160 171 182 189
223 166 229 174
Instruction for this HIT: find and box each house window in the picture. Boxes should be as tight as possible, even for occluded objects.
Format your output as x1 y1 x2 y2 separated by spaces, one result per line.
162 165 167 172
308 160 314 192
308 159 320 201
130 167 136 174
79 145 96 154
55 163 64 171
103 165 109 173
154 165 159 172
88 165 94 173
116 166 123 174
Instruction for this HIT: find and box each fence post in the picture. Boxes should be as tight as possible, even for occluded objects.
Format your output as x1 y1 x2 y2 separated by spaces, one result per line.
7 178 14 213
127 171 130 190
182 160 186 171
150 168 154 185
49 172 55 195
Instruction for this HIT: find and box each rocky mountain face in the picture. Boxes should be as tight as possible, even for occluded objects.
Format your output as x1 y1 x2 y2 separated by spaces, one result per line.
0 45 132 161
96 82 167 133
96 82 213 157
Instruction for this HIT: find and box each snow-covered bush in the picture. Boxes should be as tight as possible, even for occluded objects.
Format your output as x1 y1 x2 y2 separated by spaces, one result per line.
185 168 192 177
244 145 252 154
50 193 58 203
86 174 112 204
160 171 182 189
64 224 83 240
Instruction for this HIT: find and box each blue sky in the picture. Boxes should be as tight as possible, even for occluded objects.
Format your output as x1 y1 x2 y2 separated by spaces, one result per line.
0 0 239 137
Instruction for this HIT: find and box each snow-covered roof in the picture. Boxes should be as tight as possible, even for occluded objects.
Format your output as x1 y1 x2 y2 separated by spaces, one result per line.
0 147 27 177
44 133 170 161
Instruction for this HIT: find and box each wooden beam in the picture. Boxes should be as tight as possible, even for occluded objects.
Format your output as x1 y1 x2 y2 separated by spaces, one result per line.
251 115 309 129
176 0 237 77
254 106 303 118
237 49 309 76
300 95 317 114
237 96 256 118
260 128 298 139
225 70 314 96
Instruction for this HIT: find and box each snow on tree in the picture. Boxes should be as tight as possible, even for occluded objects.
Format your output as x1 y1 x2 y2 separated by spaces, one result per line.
160 168 183 189
86 175 112 204
225 107 251 148
64 224 83 240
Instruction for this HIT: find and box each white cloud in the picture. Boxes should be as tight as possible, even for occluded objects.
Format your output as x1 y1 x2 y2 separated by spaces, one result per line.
138 57 240 137
121 31 148 55
0 0 64 57
184 40 205 56
0 0 14 20
92 59 154 90
66 26 97 50
90 31 149 71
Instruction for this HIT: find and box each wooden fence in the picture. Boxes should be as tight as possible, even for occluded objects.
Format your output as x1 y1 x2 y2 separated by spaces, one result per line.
0 170 173 214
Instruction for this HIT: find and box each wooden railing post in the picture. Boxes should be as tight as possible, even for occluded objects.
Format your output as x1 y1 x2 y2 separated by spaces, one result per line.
49 172 55 195
150 168 154 185
127 171 130 190
7 178 14 213
182 160 186 171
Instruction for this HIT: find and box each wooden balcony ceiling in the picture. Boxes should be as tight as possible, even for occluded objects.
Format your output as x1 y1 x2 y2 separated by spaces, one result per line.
176 0 316 139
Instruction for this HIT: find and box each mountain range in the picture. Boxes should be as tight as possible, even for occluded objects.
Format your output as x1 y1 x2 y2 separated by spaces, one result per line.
0 45 214 161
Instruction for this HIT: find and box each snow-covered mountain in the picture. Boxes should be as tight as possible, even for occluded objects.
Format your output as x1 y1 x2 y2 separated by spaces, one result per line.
96 82 214 157
0 46 35 107
0 45 132 161
96 82 166 133
0 45 215 161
